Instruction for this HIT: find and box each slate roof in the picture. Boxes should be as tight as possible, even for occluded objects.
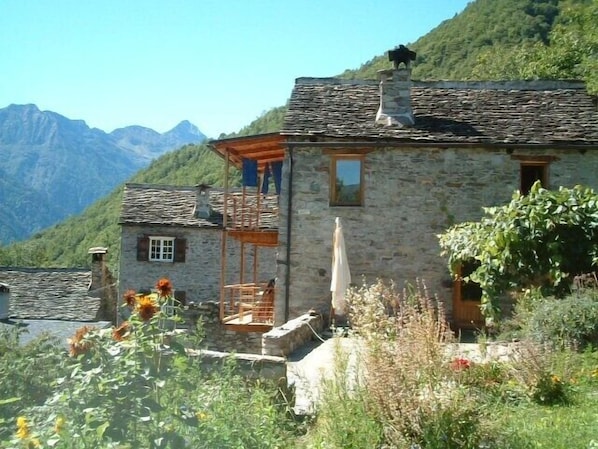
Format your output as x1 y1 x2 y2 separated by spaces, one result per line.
0 267 101 321
282 78 598 147
119 183 278 229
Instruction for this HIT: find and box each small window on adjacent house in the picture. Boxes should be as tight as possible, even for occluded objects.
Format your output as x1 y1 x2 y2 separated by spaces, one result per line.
520 163 548 195
330 155 364 206
137 236 186 262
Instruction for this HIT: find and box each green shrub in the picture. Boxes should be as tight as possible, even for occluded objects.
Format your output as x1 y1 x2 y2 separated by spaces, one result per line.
505 286 598 349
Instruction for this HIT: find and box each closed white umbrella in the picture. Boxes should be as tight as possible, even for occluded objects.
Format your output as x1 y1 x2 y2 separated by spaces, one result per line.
330 217 351 316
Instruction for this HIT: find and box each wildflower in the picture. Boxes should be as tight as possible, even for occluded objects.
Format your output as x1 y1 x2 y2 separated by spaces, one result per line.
16 416 29 439
137 295 159 321
28 438 41 448
156 278 173 298
54 416 65 434
591 368 598 378
123 289 137 307
551 374 561 384
196 411 208 420
450 357 471 371
68 325 95 357
112 321 131 341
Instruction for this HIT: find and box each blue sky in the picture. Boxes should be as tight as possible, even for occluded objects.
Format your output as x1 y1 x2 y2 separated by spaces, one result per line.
1 1 470 138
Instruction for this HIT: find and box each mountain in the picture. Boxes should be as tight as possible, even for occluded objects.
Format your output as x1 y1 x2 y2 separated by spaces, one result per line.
1 0 594 270
110 120 206 161
0 104 205 243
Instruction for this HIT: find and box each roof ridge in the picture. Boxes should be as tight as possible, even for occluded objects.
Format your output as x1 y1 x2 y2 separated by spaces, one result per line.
294 77 588 91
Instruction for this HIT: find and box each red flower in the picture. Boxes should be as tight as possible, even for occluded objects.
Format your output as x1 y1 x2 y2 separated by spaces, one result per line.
450 357 471 371
123 289 137 307
112 321 131 341
137 295 159 321
68 325 95 357
156 278 173 298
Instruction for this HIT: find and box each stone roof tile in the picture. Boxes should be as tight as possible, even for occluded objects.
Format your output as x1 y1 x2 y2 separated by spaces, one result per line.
119 184 278 229
282 79 598 146
0 268 101 321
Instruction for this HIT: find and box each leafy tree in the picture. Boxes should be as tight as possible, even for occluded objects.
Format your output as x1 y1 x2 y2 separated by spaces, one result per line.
472 0 598 93
438 182 598 319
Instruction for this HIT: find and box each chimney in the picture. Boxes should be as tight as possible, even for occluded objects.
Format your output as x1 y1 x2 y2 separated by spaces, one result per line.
375 45 416 127
88 247 117 324
195 183 213 219
88 247 108 296
0 283 10 320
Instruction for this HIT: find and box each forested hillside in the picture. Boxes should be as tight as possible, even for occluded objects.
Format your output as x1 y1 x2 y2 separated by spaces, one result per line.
1 0 596 272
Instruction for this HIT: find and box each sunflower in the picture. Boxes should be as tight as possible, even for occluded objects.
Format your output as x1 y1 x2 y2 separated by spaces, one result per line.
68 325 95 357
156 278 173 298
112 321 131 341
123 289 137 307
136 295 159 321
16 416 29 439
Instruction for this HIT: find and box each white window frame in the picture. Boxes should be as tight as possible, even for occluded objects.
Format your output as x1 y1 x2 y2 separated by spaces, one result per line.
149 236 175 262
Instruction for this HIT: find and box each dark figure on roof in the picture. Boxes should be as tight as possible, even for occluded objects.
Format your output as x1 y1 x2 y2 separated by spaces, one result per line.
388 45 416 69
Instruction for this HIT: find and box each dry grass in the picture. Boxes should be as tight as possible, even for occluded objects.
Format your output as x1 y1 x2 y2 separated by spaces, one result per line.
346 279 488 448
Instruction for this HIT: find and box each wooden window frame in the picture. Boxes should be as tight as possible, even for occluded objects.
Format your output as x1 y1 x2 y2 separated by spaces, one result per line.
330 154 365 207
520 161 549 195
149 236 175 262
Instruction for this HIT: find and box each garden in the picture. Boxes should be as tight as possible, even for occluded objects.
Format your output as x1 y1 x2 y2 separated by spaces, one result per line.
1 182 598 448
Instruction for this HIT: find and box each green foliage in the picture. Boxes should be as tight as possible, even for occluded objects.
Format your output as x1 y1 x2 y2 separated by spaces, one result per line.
2 281 296 448
439 182 598 318
0 328 65 440
472 0 598 93
340 0 561 81
503 286 598 349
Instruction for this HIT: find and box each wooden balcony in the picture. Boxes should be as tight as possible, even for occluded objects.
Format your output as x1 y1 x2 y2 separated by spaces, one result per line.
221 282 275 332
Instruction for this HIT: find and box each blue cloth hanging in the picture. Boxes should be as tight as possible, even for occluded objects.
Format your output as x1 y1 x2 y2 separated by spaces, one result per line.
261 163 271 194
272 161 282 194
242 158 258 187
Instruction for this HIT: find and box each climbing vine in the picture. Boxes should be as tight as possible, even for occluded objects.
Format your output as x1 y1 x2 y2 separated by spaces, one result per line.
438 182 598 319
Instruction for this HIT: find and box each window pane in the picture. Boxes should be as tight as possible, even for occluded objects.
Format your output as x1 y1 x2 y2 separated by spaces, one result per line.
335 159 361 205
162 239 174 261
150 239 160 260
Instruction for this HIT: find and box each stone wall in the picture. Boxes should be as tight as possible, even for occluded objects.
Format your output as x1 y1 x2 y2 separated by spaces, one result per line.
184 301 264 353
275 146 598 325
262 312 325 357
119 225 277 307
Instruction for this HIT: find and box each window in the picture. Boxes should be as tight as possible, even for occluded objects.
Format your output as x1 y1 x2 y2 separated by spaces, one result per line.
150 237 174 261
137 236 186 262
520 162 548 195
330 155 364 206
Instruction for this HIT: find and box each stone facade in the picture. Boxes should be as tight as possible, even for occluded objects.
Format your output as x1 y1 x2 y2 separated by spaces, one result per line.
274 146 598 324
119 224 277 308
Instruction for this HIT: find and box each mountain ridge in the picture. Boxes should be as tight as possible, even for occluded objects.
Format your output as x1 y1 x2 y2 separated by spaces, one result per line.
0 104 206 243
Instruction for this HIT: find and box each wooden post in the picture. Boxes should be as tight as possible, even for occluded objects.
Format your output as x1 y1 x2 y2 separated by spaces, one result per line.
240 241 245 284
253 244 258 284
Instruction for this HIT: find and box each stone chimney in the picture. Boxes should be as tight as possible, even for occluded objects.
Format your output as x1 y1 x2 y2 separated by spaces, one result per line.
195 183 213 219
375 45 416 127
0 283 10 320
88 247 117 324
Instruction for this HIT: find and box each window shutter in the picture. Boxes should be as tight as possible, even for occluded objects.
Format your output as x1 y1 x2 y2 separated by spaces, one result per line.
137 236 149 261
174 238 186 262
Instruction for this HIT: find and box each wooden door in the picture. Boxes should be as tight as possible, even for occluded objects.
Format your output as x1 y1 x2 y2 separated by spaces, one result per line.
453 261 485 329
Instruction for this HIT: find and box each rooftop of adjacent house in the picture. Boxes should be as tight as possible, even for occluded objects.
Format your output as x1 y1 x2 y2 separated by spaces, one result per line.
119 183 278 229
0 267 103 321
282 78 598 146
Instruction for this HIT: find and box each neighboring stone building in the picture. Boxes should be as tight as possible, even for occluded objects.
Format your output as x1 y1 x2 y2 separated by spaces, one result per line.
211 50 598 329
0 248 116 344
118 183 278 315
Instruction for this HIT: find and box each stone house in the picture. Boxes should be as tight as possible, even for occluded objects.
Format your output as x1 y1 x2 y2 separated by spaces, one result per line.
118 183 278 328
210 52 598 329
0 247 117 344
